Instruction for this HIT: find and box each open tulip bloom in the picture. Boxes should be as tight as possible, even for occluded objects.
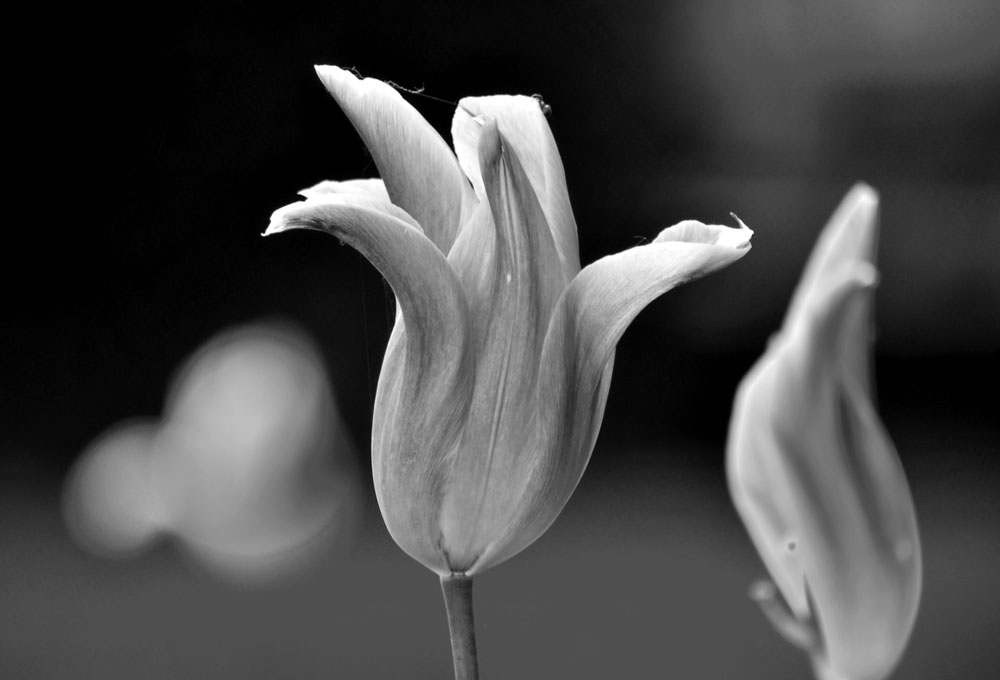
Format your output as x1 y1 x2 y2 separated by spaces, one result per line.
268 65 752 678
727 185 921 680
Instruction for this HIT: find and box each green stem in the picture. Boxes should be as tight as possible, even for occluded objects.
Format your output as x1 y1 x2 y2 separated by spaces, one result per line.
440 573 479 680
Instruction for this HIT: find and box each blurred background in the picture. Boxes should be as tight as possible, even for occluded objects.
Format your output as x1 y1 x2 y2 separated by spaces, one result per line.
4 0 998 677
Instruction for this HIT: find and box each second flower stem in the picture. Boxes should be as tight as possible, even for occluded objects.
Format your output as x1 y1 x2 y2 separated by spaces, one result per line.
440 573 479 680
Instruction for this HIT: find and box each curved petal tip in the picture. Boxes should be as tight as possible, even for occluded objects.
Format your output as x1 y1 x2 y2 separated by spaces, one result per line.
850 261 879 289
313 64 353 86
726 214 754 249
729 213 754 239
654 218 754 251
846 181 879 208
263 203 301 237
263 211 290 237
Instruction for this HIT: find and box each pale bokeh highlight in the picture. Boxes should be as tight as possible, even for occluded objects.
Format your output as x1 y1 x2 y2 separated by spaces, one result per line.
63 322 360 584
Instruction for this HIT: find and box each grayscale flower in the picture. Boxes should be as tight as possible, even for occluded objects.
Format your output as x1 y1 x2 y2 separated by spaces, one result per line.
269 66 752 577
727 184 921 680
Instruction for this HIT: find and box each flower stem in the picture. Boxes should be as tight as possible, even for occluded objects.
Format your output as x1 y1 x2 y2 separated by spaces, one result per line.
811 656 851 680
440 573 479 680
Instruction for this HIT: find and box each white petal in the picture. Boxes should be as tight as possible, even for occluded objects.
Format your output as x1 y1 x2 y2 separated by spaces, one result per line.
298 178 391 202
267 193 474 572
314 65 476 254
786 183 879 394
473 220 752 573
437 122 569 571
452 95 581 277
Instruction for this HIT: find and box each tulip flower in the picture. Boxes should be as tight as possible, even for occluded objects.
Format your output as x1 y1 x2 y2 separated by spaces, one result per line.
267 65 752 678
726 184 921 680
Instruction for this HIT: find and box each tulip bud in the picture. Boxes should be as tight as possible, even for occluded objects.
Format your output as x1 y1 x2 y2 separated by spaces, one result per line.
727 184 921 680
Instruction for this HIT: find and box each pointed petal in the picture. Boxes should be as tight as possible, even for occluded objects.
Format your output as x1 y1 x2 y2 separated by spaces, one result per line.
266 194 473 571
786 183 879 394
298 178 390 202
265 195 462 346
790 184 879 317
474 220 752 572
314 65 476 254
268 192 422 234
550 221 753 413
451 106 487 198
438 121 570 570
452 95 581 277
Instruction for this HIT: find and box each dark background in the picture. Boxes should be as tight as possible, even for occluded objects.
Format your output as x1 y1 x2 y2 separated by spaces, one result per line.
4 0 998 677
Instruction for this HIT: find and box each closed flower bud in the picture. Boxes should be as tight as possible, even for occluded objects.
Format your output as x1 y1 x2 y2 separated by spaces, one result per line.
727 184 921 680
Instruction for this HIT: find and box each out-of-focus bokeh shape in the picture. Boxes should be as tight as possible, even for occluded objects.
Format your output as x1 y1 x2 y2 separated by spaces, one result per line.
62 421 165 558
63 322 360 584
